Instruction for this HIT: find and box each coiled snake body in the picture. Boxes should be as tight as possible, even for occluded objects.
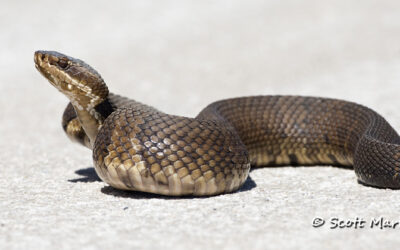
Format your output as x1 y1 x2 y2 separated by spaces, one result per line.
34 51 400 196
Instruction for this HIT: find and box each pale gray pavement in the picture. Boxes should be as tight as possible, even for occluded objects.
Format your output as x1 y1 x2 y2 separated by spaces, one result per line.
1 1 400 249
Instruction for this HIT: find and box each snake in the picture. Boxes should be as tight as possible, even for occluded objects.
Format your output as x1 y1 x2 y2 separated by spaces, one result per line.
34 50 400 196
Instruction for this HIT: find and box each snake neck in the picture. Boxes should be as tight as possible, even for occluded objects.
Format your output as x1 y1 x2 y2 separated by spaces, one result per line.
72 97 114 148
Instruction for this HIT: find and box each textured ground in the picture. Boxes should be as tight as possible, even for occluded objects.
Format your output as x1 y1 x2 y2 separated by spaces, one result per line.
1 0 400 249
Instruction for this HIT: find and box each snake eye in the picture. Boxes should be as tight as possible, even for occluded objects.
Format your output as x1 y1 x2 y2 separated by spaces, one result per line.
58 59 69 69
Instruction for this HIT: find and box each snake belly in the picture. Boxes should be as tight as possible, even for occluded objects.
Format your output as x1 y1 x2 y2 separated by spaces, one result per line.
35 51 400 196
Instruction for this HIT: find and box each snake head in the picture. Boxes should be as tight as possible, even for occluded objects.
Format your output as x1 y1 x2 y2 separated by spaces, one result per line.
34 50 108 108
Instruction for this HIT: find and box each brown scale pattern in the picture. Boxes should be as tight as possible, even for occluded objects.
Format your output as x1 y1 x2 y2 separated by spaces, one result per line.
67 95 400 195
93 100 249 196
198 96 400 189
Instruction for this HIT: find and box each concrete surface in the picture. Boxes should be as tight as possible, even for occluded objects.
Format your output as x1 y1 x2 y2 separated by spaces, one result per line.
1 0 400 249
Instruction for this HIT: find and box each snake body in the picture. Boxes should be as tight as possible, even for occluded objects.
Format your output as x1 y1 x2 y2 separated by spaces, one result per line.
34 51 400 196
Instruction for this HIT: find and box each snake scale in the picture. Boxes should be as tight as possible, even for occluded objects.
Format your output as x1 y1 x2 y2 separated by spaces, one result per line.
34 50 400 196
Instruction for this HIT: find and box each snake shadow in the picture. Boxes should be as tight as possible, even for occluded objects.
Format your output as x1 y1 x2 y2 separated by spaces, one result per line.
68 167 102 183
